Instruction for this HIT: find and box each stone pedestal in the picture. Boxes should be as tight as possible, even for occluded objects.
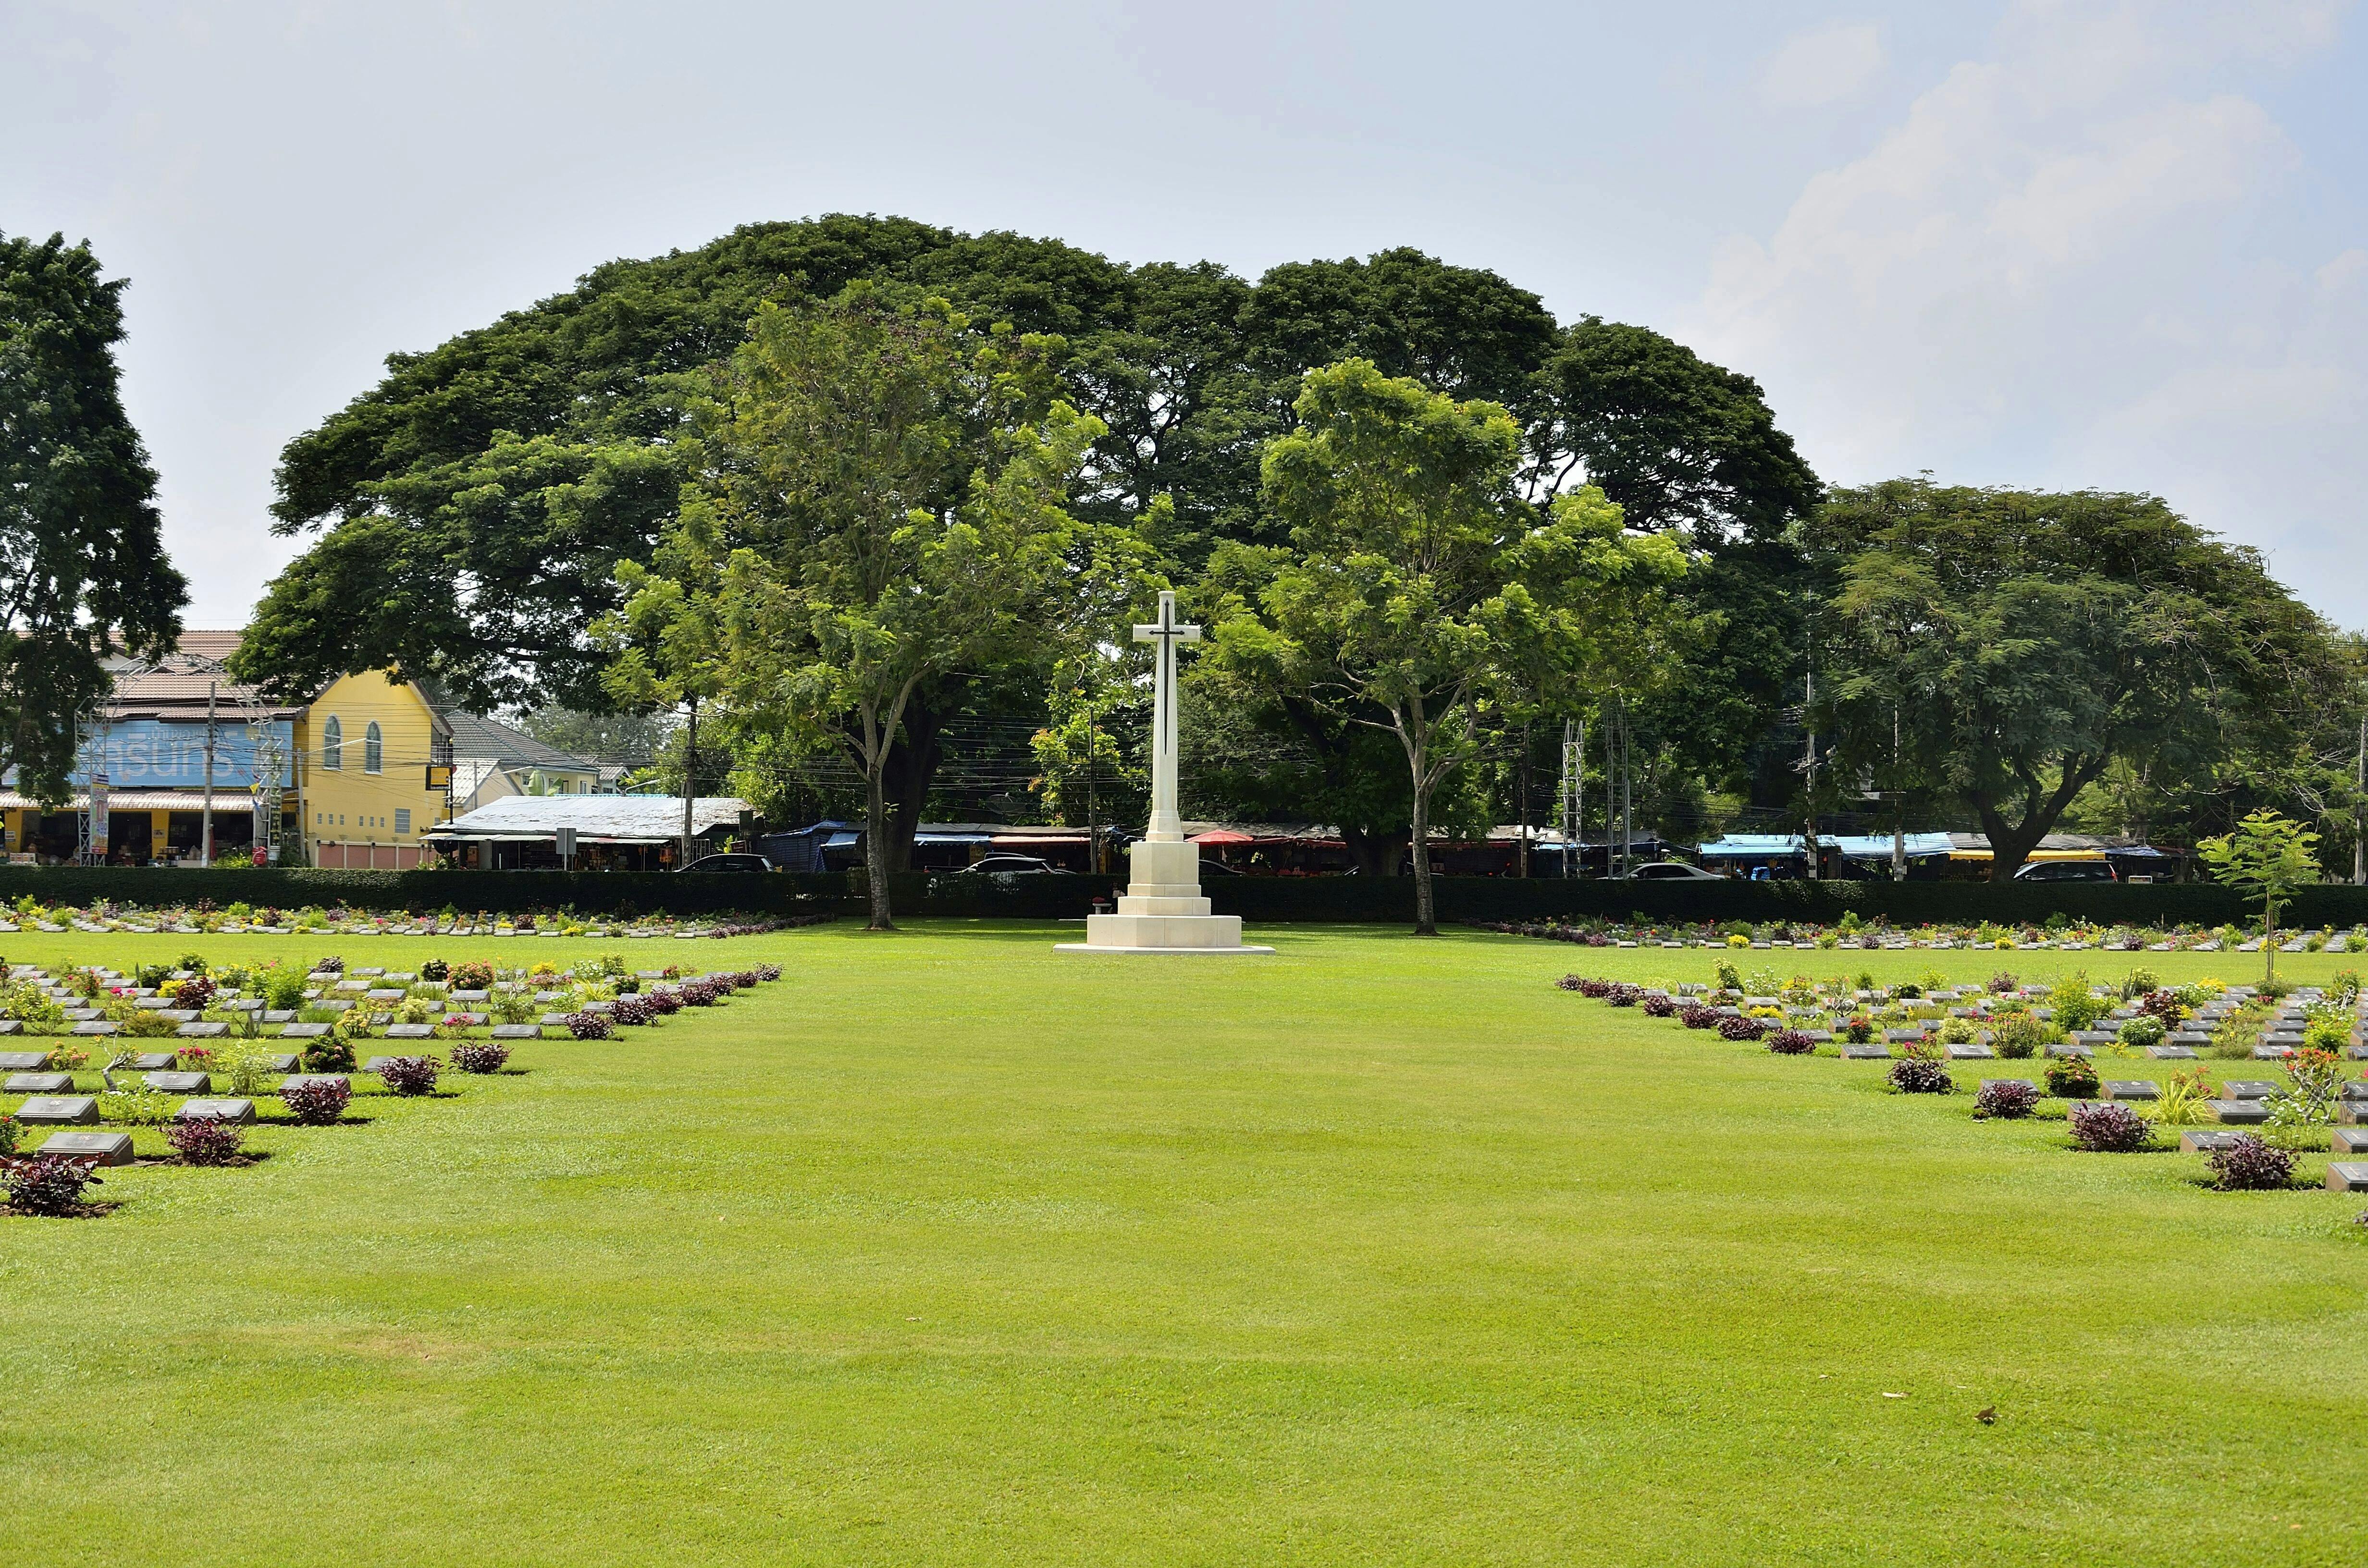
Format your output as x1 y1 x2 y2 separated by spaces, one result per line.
1058 839 1272 956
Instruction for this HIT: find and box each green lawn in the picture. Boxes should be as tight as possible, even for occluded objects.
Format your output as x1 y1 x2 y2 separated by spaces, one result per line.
1 922 2363 1565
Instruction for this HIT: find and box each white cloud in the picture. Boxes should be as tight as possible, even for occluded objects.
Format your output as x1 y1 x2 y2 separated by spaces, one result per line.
1693 0 2365 620
1759 21 1885 109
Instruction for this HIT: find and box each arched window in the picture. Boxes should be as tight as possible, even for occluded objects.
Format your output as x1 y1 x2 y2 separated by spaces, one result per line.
364 721 383 774
321 716 342 771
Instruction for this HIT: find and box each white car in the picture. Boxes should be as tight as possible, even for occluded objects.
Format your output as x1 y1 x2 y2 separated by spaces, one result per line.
1622 860 1726 881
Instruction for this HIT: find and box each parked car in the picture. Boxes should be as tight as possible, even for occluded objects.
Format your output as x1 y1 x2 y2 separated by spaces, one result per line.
1199 858 1242 877
2012 859 2117 883
1623 860 1725 881
678 853 775 873
957 854 1071 875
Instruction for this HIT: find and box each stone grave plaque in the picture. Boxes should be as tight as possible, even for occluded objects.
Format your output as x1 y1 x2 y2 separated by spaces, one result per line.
2223 1080 2277 1099
143 1070 211 1093
446 1012 488 1026
539 1013 571 1027
1946 1043 1995 1060
2100 1080 2159 1101
14 1095 97 1125
133 997 174 1011
533 989 567 1003
62 1008 102 1022
0 1051 49 1071
36 1130 133 1165
2334 1127 2368 1158
276 1023 330 1039
174 1022 229 1039
2072 1031 2117 1047
280 1074 350 1092
2327 1162 2368 1192
126 1053 177 1071
580 1001 615 1015
2206 1100 2270 1125
262 1010 295 1024
261 1054 300 1072
2061 1101 2103 1121
1981 1078 2039 1095
2046 1043 2093 1058
176 1098 255 1124
5 1072 71 1094
1839 1043 1890 1059
2252 1045 2296 1060
365 990 405 1003
314 999 354 1013
451 990 489 1003
69 1020 119 1036
2146 1045 2199 1059
382 1025 435 1041
1799 1030 1832 1043
0 1021 20 1037
1883 1029 1926 1043
490 1024 541 1040
352 968 384 977
2181 1130 2245 1153
363 1055 417 1072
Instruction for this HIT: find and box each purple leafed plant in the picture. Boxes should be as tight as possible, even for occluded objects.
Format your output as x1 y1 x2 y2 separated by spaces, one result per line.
450 1041 509 1074
1577 978 1613 999
378 1056 440 1096
1889 1058 1954 1095
2068 1101 2153 1152
280 1078 351 1126
1717 1015 1767 1042
166 1116 245 1165
609 994 652 1027
1679 1004 1718 1030
2 1153 103 1215
1973 1080 2041 1119
1766 1029 1814 1055
565 1011 615 1041
1605 984 1643 1007
645 990 683 1016
2206 1133 2295 1190
1642 995 1677 1017
1555 974 1583 992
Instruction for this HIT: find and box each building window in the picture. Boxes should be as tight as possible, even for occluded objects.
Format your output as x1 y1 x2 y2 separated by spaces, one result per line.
395 809 410 835
364 721 383 774
322 716 342 770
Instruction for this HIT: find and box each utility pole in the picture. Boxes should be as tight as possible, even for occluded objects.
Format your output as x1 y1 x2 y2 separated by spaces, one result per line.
200 680 217 868
1517 723 1531 879
678 695 699 870
1891 702 1907 881
1558 717 1581 879
2355 713 2365 885
1803 669 1820 880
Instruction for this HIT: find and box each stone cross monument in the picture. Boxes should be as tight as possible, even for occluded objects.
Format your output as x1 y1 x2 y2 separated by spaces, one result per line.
1057 590 1272 956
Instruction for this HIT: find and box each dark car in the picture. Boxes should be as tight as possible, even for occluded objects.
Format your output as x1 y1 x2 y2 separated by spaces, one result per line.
957 854 1071 875
2011 859 2117 883
678 853 775 873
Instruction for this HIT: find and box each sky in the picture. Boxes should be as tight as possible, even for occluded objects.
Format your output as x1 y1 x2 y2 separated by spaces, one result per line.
4 0 2363 628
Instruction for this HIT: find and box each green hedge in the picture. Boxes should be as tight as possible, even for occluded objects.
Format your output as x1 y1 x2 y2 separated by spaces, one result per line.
0 867 847 919
5 865 2362 931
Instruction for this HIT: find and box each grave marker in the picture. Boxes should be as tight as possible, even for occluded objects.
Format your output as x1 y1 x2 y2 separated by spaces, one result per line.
176 1098 255 1124
13 1095 97 1125
5 1072 71 1093
143 1071 210 1093
36 1130 132 1166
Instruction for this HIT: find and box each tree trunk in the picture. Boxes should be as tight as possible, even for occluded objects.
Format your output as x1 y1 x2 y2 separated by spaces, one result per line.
863 766 897 931
1409 772 1435 936
1340 823 1404 878
1973 757 2104 880
881 690 950 874
2264 891 2278 986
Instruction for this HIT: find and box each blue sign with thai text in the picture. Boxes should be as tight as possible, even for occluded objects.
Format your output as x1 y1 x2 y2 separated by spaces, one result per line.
67 720 295 790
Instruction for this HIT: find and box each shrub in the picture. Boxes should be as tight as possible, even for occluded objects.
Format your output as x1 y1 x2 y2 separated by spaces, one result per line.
1642 994 1676 1018
264 968 309 1012
1 1153 102 1215
1991 1013 2053 1061
1936 1017 1977 1046
1842 1015 1875 1044
565 1011 615 1041
2043 1056 2101 1098
313 955 345 974
610 994 653 1027
450 1041 509 1074
1577 978 1613 999
2049 973 2104 1033
1555 974 1582 992
166 1116 245 1165
171 975 216 1010
123 1010 178 1039
752 964 782 982
645 989 684 1016
377 1056 439 1096
2118 968 2161 1001
1987 971 2019 994
1605 983 1642 1007
1717 1015 1767 1042
2069 1101 2153 1152
1766 1029 1813 1055
451 961 496 992
2207 1133 2296 1190
280 1077 351 1125
0 1114 16 1156
1974 1080 2041 1119
1889 1059 1953 1094
2116 1015 2167 1051
302 1036 356 1073
420 958 450 981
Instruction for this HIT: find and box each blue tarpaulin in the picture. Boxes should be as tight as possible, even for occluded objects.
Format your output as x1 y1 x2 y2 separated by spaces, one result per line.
1696 833 1953 860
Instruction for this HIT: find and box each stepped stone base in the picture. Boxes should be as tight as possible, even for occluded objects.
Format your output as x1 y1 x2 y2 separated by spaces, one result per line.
1055 838 1273 956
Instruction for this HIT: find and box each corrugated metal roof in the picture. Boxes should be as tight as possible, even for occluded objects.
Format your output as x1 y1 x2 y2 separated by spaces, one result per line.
431 794 747 840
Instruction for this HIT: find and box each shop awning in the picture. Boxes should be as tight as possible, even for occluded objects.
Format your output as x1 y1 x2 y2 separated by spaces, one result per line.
1192 829 1256 845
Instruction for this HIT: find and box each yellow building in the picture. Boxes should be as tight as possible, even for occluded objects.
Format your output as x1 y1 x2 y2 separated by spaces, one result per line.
296 671 453 870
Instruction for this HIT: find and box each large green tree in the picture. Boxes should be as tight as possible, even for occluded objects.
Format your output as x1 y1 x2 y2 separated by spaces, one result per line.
1811 480 2343 879
0 232 187 801
1213 361 1686 933
602 291 1101 929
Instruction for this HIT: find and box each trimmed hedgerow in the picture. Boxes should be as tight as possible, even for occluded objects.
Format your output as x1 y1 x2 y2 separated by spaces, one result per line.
450 1041 509 1074
1889 1058 1953 1095
2069 1101 2154 1152
1717 1015 1767 1042
280 1078 351 1126
1974 1080 2041 1119
2206 1133 2296 1190
565 1011 615 1041
166 1116 245 1165
378 1057 439 1096
1766 1029 1814 1055
2 1153 104 1215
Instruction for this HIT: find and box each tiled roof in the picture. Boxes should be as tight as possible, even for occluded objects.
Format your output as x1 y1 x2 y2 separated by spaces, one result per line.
96 632 306 723
437 708 598 772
